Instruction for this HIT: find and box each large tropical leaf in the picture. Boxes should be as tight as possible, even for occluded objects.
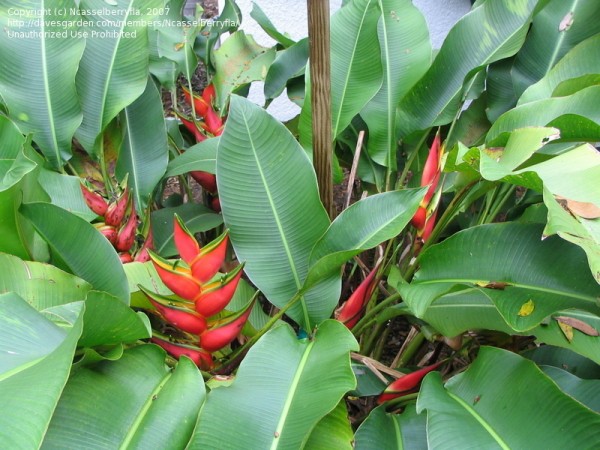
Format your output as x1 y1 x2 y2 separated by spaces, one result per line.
75 0 162 154
542 366 600 413
217 95 336 329
396 0 541 136
361 0 431 168
0 0 84 168
417 347 600 448
0 294 84 449
116 77 168 213
250 1 295 48
43 346 204 449
20 202 129 303
37 170 97 221
354 404 427 450
303 188 425 291
401 223 600 331
304 401 354 450
264 38 309 101
511 0 600 98
189 320 358 449
519 33 600 104
165 138 218 177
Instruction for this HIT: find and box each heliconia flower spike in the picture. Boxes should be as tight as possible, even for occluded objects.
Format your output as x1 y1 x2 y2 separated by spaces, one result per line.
420 207 438 242
195 263 245 317
148 250 202 300
134 228 153 263
151 334 214 370
202 84 216 104
210 197 221 213
115 205 138 252
105 188 129 227
175 111 207 143
190 171 217 193
119 252 133 264
410 206 427 230
94 223 118 245
190 231 229 283
336 263 381 329
181 85 210 117
140 286 207 334
173 214 200 264
80 182 108 216
199 299 254 353
377 361 444 404
421 132 441 189
204 107 223 136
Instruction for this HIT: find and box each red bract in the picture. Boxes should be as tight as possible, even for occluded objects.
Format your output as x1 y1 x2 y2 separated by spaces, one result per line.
105 187 129 227
377 361 443 404
336 264 380 329
151 334 214 371
195 264 244 317
115 205 138 252
80 182 108 216
190 171 217 193
141 287 207 335
199 299 254 353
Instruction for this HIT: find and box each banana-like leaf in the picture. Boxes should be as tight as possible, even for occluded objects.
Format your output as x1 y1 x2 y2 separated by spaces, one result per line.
151 203 223 258
0 0 84 168
304 400 354 450
396 0 540 136
116 77 168 213
486 59 520 123
165 138 218 177
487 85 600 143
361 0 431 167
299 0 383 150
417 347 600 448
0 294 84 449
401 223 600 331
354 404 427 450
20 202 129 303
189 320 358 449
43 345 205 449
303 188 425 292
511 0 600 98
75 0 162 154
212 31 276 111
37 170 97 221
264 38 309 100
542 366 600 412
217 95 336 329
250 1 295 48
520 33 600 104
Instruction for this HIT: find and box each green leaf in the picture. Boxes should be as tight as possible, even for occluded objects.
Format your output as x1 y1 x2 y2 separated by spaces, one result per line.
417 347 600 448
250 1 295 48
520 33 600 104
397 0 540 136
486 59 520 123
212 31 276 110
217 95 335 328
304 400 354 450
479 126 560 181
43 345 205 449
0 0 84 168
75 0 162 154
165 138 218 177
304 188 426 292
488 85 600 143
37 169 97 221
542 366 600 413
511 0 600 98
361 0 431 167
0 294 83 449
20 202 129 303
402 223 600 331
264 38 309 100
525 345 600 379
116 77 168 213
151 203 223 258
354 403 427 450
189 320 358 449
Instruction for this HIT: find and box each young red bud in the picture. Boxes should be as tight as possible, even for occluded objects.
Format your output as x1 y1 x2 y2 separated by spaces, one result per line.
377 361 443 404
336 264 380 329
151 334 213 370
134 228 153 263
115 206 138 252
80 182 108 216
190 171 217 193
199 299 254 353
173 214 200 264
190 231 229 283
119 252 133 264
105 188 129 227
195 264 244 317
94 223 118 245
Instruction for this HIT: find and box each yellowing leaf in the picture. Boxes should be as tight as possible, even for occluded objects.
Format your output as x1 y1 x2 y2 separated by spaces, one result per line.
558 321 574 342
517 299 535 317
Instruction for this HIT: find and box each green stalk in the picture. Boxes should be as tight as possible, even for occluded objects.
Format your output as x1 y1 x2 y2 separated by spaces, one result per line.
352 293 401 336
98 139 114 196
486 183 515 223
393 331 425 369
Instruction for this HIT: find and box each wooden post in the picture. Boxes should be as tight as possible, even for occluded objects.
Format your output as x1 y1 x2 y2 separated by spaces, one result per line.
307 0 334 218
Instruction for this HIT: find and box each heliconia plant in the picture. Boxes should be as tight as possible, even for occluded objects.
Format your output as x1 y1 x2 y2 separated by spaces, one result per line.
141 215 249 370
377 361 444 404
336 263 381 329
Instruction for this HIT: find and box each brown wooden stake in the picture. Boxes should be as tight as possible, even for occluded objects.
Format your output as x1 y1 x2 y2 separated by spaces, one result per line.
307 0 334 218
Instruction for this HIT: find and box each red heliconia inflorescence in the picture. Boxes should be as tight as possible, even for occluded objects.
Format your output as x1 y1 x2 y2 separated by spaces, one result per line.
178 83 224 208
142 215 251 370
80 177 153 263
336 264 381 329
377 361 444 404
411 132 444 242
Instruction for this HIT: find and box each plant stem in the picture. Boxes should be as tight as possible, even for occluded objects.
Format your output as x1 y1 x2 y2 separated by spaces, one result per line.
394 331 425 369
352 293 401 336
